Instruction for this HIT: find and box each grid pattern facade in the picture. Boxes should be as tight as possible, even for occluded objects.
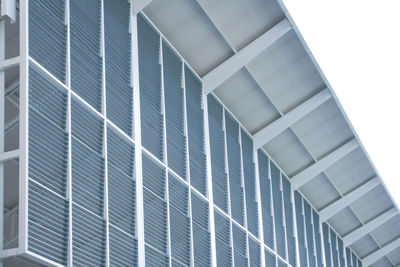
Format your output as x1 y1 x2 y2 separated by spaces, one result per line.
19 1 366 267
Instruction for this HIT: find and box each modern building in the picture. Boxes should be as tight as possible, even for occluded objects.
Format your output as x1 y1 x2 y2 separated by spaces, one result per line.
0 0 399 266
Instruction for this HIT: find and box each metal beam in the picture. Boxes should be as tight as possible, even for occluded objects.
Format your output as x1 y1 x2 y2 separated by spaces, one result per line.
343 208 398 247
1 0 16 22
0 56 20 72
253 88 331 148
132 0 153 14
291 139 359 190
363 237 400 266
319 177 380 222
203 19 291 94
0 149 19 163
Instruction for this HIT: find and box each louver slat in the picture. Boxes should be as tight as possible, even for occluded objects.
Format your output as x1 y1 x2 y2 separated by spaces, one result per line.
185 68 207 195
170 206 191 266
191 192 211 266
271 162 286 259
248 238 261 267
305 201 316 267
265 249 276 267
214 211 232 266
232 224 248 266
208 95 228 213
163 42 187 179
104 0 133 135
28 182 68 266
109 225 137 267
258 150 275 249
70 0 102 111
241 130 258 237
138 14 164 160
295 192 308 267
282 177 297 266
29 0 67 82
226 114 245 226
145 244 169 267
72 204 106 267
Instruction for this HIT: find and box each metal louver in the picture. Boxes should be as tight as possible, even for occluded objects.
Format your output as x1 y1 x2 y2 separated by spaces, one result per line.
185 67 207 195
295 191 308 267
241 130 258 237
248 237 261 267
72 204 106 267
258 150 275 250
29 0 67 82
282 176 297 266
163 42 186 180
214 211 232 267
138 14 164 161
225 113 245 226
304 201 317 267
104 0 133 136
265 248 277 267
109 225 137 267
271 162 286 259
208 95 228 213
313 210 324 267
232 223 248 266
70 0 103 111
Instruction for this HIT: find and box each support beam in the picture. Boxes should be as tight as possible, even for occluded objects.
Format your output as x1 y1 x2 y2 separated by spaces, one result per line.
0 149 19 163
291 139 359 190
363 237 400 266
132 0 153 14
0 56 20 72
4 116 18 134
319 177 380 222
203 19 291 94
343 208 398 247
1 0 16 22
254 88 331 148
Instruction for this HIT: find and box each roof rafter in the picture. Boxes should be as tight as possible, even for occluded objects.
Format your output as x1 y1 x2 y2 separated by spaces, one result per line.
363 237 400 266
291 138 359 190
203 19 291 94
319 177 380 222
343 208 398 247
253 88 331 148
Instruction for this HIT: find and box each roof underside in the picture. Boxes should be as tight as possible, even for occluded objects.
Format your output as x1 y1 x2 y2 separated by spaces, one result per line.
140 0 400 266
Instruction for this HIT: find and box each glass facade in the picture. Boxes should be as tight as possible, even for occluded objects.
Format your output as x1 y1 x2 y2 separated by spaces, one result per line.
2 1 366 266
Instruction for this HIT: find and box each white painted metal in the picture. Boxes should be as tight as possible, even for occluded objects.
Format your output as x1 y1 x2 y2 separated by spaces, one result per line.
363 237 400 266
1 0 16 22
319 177 380 222
253 88 331 148
0 18 5 267
203 89 218 267
131 10 146 267
343 208 398 247
132 0 153 14
203 19 291 94
0 56 20 71
0 149 19 163
291 139 359 190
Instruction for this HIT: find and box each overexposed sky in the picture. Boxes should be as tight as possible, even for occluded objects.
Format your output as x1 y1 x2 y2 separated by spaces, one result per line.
282 0 400 207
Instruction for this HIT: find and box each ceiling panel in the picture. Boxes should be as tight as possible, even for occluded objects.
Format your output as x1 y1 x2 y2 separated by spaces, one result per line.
326 147 376 195
370 215 400 247
350 234 379 259
214 69 280 134
143 0 233 76
300 173 341 211
351 185 394 224
247 30 325 113
263 128 314 176
327 207 362 236
198 0 285 51
292 98 354 160
387 246 400 265
369 257 393 267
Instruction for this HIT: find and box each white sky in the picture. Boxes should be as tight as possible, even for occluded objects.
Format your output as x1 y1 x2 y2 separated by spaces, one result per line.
282 0 400 207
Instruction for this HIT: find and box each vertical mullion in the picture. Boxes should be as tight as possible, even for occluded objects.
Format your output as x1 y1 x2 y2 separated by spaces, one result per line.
0 17 5 267
65 0 73 265
303 198 310 267
320 219 327 267
160 36 172 267
182 62 195 267
222 109 235 266
292 189 301 267
254 149 266 267
19 0 29 254
100 0 109 266
203 87 217 267
311 208 318 267
269 158 278 267
239 129 250 266
280 172 288 262
131 10 145 267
